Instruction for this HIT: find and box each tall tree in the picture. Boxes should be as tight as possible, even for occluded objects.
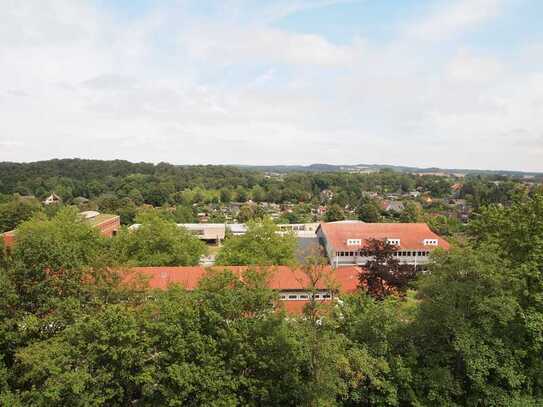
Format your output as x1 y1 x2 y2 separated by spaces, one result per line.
215 219 297 266
111 211 206 266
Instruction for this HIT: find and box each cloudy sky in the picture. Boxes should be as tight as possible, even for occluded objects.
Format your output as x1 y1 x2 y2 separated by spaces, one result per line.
1 0 542 171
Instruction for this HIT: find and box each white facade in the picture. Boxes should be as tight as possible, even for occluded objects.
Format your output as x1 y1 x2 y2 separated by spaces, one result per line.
317 226 435 267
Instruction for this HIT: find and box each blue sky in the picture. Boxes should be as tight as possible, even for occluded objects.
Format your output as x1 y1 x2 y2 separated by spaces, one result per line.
1 0 542 171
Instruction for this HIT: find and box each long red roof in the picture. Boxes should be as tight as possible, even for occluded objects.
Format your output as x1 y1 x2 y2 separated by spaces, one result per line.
123 265 361 293
318 222 449 251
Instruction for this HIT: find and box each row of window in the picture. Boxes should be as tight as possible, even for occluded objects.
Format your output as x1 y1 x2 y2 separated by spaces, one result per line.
393 251 430 257
345 238 439 247
335 251 430 257
279 292 332 301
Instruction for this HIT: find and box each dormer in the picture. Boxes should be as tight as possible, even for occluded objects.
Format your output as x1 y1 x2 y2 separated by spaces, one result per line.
423 239 438 246
346 238 361 246
386 238 400 246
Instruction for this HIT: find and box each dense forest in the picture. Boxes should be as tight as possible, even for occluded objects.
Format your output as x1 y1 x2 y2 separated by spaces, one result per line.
1 185 543 405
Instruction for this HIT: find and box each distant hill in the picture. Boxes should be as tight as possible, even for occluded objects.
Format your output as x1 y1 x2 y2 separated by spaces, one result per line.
0 159 540 179
237 163 542 178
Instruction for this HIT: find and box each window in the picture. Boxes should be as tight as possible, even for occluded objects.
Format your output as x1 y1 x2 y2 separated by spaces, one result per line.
279 294 286 300
288 295 297 300
322 294 331 299
387 238 400 246
347 238 361 246
314 294 321 299
300 295 308 299
423 239 438 246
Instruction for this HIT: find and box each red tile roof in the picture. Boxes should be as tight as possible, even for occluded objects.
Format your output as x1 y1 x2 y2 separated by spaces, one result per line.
318 222 449 251
123 266 206 290
123 265 362 293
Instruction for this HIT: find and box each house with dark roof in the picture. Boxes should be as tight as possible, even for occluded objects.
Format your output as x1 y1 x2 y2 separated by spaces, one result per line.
316 220 449 267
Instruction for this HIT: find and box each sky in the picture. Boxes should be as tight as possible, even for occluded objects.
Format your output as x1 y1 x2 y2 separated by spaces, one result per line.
1 0 542 171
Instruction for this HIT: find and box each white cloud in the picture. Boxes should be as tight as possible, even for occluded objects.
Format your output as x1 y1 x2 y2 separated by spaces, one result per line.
405 0 505 41
0 0 541 172
184 24 358 67
446 50 504 83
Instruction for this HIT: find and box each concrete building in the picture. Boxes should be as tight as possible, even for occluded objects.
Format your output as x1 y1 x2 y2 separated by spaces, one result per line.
179 223 226 243
316 220 449 267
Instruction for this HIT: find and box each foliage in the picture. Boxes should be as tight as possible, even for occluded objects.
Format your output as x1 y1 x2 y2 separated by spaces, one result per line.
9 208 114 313
408 246 532 405
215 218 297 266
359 239 418 300
111 211 206 266
357 198 381 223
0 195 43 233
324 203 346 222
427 214 464 236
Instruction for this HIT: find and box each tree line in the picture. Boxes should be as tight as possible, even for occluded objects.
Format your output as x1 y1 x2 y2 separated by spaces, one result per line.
1 159 537 237
0 159 530 209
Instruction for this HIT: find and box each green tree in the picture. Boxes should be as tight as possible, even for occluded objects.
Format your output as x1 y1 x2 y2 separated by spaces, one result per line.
399 201 422 223
9 208 112 313
173 205 196 223
215 219 297 266
357 198 381 223
324 203 345 222
0 196 42 233
112 211 206 266
408 246 532 405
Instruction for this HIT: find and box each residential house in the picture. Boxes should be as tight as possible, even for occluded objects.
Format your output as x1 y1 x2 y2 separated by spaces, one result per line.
43 192 62 205
380 200 405 213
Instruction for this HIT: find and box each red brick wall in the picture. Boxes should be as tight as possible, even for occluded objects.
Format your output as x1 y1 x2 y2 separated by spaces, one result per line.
96 217 121 237
2 232 16 250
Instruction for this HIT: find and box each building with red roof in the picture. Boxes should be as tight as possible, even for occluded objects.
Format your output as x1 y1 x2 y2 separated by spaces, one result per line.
316 220 449 267
123 265 362 314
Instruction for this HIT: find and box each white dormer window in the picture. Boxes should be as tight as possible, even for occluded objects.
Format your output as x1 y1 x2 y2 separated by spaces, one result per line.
387 238 400 246
423 239 438 246
347 238 361 246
